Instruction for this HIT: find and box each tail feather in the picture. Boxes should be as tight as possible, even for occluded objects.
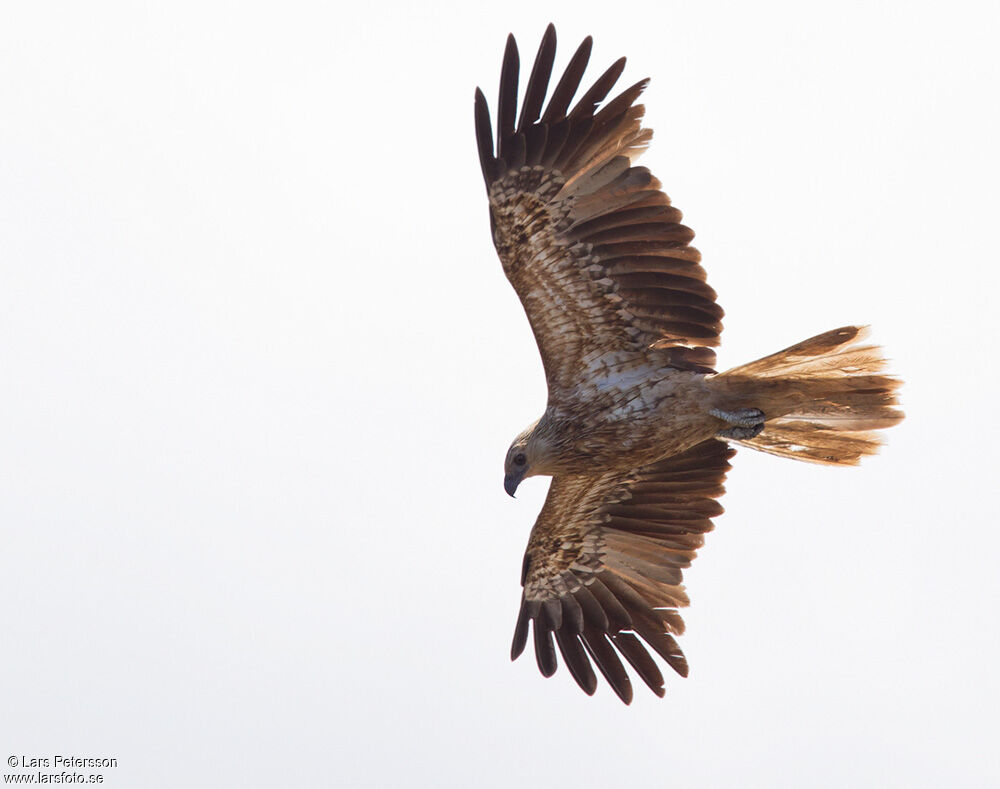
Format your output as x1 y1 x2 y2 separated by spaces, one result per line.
711 326 904 465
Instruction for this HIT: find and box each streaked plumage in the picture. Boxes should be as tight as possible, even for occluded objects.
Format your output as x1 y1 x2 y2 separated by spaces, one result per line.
476 25 903 703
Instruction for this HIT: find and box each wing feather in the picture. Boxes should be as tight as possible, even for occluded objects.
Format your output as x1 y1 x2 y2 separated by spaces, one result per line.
555 629 598 695
611 632 666 697
533 610 558 677
568 58 627 121
518 24 557 133
497 35 519 161
474 27 722 392
541 36 592 123
582 625 633 704
511 439 735 702
473 89 496 187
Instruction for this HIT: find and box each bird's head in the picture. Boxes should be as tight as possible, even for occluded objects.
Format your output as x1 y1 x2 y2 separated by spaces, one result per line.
503 420 549 497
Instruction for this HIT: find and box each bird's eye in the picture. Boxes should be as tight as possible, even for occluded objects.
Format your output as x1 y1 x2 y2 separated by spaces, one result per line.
513 453 527 466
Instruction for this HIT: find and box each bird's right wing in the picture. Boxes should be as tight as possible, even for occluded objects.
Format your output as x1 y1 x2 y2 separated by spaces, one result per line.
511 439 736 703
475 26 723 397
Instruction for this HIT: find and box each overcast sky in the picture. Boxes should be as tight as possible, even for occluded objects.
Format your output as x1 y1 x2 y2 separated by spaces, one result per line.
2 1 999 787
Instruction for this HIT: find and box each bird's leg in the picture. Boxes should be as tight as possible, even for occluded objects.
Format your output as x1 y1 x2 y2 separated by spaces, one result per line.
710 408 766 440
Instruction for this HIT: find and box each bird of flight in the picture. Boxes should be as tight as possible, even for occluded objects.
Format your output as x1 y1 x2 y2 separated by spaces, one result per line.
474 25 903 703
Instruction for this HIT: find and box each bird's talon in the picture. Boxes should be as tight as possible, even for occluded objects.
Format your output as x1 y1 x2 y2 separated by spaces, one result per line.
717 423 765 440
710 408 765 440
709 407 765 427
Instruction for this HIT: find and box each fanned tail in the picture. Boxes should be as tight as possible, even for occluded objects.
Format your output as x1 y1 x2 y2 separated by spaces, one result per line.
710 326 904 465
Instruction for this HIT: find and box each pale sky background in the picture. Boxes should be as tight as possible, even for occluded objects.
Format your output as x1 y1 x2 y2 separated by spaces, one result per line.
2 1 999 787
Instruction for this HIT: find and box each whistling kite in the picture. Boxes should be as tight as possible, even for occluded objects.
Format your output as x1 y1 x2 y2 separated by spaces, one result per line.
474 25 903 703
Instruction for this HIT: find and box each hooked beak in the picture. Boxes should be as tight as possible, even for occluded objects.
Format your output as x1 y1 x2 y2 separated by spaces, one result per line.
504 471 524 498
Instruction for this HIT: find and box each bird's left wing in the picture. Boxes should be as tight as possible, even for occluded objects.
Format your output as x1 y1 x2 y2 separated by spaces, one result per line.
512 439 736 703
476 25 723 397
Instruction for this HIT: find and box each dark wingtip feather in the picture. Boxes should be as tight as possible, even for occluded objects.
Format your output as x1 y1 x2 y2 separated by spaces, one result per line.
633 618 690 678
517 24 557 133
555 629 598 695
611 632 666 697
582 628 633 704
497 34 520 160
541 35 593 123
511 602 530 660
568 56 627 121
534 615 558 677
474 87 496 187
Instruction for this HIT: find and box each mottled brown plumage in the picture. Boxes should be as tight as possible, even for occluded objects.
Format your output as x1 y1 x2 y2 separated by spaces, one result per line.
476 25 903 703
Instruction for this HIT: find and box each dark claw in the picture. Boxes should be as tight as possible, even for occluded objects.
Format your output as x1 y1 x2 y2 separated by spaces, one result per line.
718 422 765 440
